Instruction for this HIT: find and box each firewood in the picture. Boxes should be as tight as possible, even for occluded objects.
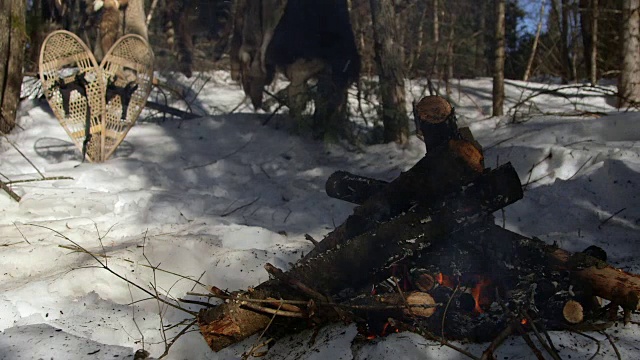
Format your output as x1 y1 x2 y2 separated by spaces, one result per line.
478 225 640 312
414 96 457 152
307 139 486 258
325 171 388 205
413 272 436 292
198 163 523 352
377 292 437 318
562 300 584 324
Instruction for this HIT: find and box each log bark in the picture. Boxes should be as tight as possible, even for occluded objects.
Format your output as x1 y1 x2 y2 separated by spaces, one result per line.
198 163 523 352
325 171 388 205
306 139 485 258
0 0 26 134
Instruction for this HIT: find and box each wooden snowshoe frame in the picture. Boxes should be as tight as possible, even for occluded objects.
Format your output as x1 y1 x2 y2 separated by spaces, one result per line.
39 30 154 162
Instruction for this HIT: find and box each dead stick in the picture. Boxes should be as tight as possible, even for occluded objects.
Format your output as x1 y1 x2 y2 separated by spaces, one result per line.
602 331 622 360
598 208 626 229
145 100 200 120
264 263 327 302
0 131 44 178
480 319 519 360
240 302 307 318
6 176 73 184
520 332 545 360
243 302 283 359
264 263 350 321
189 291 438 311
220 197 260 217
523 312 562 360
0 179 21 202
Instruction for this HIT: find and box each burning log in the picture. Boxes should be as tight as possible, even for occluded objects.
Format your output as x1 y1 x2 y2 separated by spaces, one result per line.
198 163 523 351
475 225 640 313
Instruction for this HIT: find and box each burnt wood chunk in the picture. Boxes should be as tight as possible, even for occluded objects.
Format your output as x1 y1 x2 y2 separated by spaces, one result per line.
477 225 640 312
325 171 389 205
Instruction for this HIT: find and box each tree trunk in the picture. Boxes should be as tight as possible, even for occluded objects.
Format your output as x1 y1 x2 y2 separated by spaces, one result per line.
560 0 574 83
406 2 428 73
590 0 598 85
0 0 26 134
369 0 410 144
619 0 640 107
492 0 505 116
523 0 546 81
580 0 599 85
432 0 440 79
444 15 455 98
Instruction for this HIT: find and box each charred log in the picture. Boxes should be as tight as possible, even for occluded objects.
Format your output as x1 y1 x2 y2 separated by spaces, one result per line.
474 225 640 312
325 171 389 205
307 139 486 258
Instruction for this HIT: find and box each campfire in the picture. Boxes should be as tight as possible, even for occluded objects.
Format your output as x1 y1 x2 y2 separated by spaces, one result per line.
194 96 640 358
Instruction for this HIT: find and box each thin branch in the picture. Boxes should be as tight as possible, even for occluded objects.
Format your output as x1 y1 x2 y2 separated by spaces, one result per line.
568 156 594 180
32 224 197 316
186 292 438 311
598 208 626 230
522 312 562 360
12 223 31 245
520 332 545 360
441 284 459 340
0 179 21 202
241 302 307 318
242 302 283 359
601 330 622 360
220 197 260 217
481 318 519 360
157 319 198 360
0 131 44 178
184 135 254 170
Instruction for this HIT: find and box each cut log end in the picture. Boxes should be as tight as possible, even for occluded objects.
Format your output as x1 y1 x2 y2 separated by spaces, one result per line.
414 273 436 292
415 96 453 124
449 139 485 173
562 300 584 324
378 291 437 318
404 292 437 318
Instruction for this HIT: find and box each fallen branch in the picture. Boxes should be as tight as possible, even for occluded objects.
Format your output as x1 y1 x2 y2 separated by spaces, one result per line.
145 100 200 120
0 179 21 202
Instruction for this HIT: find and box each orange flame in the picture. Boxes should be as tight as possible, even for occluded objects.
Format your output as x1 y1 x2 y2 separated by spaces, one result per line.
436 273 457 288
471 277 492 313
521 318 528 325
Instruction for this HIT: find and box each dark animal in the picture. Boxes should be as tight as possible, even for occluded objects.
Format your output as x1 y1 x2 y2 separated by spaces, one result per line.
226 0 361 138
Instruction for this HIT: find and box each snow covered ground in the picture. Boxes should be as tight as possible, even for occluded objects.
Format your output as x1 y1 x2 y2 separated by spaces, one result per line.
1 73 639 359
